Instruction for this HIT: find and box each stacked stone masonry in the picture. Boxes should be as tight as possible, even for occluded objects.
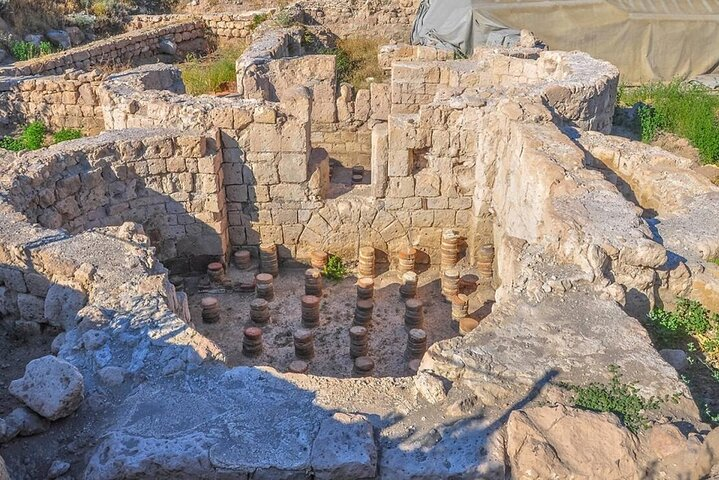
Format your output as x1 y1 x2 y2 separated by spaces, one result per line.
1 9 719 478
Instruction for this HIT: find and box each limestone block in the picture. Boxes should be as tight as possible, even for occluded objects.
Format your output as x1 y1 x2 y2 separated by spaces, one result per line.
17 293 45 323
354 89 371 122
19 273 48 301
311 413 377 480
414 171 441 197
278 153 308 183
9 355 85 421
387 177 414 198
0 267 28 293
370 83 390 121
371 123 389 197
506 406 639 479
269 184 306 202
44 283 87 330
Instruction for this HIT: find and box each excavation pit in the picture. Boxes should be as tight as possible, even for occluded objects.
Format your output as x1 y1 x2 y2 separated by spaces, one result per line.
187 264 494 378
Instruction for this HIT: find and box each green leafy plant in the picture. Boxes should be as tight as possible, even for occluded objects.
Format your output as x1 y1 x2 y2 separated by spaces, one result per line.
322 254 348 280
648 299 718 362
620 81 719 164
249 13 268 31
0 121 47 151
564 365 669 433
52 128 83 143
10 40 40 61
637 104 662 143
39 41 54 56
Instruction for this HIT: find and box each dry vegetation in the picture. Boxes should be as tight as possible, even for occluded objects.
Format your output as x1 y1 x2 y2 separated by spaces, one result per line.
180 41 245 95
321 37 387 92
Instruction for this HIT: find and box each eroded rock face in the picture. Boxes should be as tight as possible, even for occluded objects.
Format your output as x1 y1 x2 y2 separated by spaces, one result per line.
311 413 377 480
507 406 640 479
84 432 215 480
9 355 85 421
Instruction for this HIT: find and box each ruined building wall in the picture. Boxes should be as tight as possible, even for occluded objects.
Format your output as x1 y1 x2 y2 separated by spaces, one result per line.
0 71 105 134
0 21 206 77
0 130 226 271
128 11 267 43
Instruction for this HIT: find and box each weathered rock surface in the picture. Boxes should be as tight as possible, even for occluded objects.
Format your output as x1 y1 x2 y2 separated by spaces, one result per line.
4 407 50 438
311 413 377 480
46 30 71 49
9 355 85 421
507 406 639 479
660 349 689 372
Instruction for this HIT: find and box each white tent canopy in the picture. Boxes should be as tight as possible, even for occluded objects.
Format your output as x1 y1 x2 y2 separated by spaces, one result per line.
411 0 719 84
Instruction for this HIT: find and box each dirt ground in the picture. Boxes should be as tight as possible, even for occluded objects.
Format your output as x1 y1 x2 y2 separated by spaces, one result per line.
0 325 60 417
187 265 495 378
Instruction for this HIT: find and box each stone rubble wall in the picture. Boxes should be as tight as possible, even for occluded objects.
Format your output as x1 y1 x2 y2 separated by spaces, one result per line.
0 70 105 134
0 130 227 272
0 21 206 78
128 10 273 43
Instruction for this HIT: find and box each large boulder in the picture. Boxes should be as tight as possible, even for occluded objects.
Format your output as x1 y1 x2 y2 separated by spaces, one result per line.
46 30 71 50
9 355 84 421
507 405 640 480
310 413 377 480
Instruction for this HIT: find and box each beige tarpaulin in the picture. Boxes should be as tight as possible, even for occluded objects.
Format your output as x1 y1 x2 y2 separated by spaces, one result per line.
412 0 719 84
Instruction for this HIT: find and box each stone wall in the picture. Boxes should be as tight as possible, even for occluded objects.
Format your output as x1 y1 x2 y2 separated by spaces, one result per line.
0 130 226 272
0 21 206 77
0 70 105 134
129 10 272 43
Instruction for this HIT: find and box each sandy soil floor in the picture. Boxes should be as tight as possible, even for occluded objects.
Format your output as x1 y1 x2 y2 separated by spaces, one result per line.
187 265 494 378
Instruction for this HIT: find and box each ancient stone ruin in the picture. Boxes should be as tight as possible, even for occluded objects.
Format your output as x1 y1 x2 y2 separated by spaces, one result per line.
0 0 718 479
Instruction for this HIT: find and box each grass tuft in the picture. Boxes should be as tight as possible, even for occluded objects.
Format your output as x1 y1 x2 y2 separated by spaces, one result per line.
52 128 83 144
564 365 674 433
180 42 245 96
620 81 719 164
319 38 387 92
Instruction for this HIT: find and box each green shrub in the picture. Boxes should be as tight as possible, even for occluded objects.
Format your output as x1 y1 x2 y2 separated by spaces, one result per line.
565 365 671 433
20 121 46 150
274 9 294 27
10 40 40 61
322 254 348 280
0 136 24 151
39 41 53 56
52 128 83 143
620 81 719 164
0 121 47 151
180 43 245 95
250 13 268 31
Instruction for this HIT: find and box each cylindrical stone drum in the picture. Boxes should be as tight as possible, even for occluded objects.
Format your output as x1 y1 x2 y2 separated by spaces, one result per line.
459 317 479 336
301 295 321 328
259 243 279 277
294 328 315 360
310 251 328 270
305 268 323 297
441 268 460 300
441 229 460 270
358 246 375 278
354 299 374 326
404 299 424 329
406 328 427 359
249 298 270 325
451 294 469 321
234 249 252 270
477 244 494 283
399 271 418 299
356 277 374 300
255 273 274 301
349 325 369 358
201 296 220 324
207 262 224 283
459 274 479 295
288 359 309 374
353 356 375 377
397 246 416 274
242 327 263 357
